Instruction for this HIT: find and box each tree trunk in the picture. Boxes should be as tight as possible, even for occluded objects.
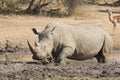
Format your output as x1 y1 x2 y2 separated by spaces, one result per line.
26 0 35 12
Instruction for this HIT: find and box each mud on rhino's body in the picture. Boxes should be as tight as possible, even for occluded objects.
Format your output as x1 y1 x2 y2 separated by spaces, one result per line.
27 22 113 64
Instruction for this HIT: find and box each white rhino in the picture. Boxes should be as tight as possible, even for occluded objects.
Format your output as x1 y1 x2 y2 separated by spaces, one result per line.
27 22 113 64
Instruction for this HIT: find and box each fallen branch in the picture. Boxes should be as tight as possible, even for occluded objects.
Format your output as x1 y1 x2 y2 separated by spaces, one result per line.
47 8 60 13
40 1 52 8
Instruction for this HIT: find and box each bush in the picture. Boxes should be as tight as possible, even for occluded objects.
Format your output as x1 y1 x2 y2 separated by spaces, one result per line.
0 0 20 14
0 0 96 17
64 0 85 15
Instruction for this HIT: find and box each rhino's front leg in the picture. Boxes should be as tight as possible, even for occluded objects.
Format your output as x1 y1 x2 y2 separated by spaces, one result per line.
57 47 74 64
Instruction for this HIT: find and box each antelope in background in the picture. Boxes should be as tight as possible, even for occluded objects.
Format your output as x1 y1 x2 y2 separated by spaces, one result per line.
106 9 120 35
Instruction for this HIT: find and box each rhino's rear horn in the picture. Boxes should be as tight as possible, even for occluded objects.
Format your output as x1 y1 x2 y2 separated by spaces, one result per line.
32 28 40 35
51 27 56 32
27 40 36 55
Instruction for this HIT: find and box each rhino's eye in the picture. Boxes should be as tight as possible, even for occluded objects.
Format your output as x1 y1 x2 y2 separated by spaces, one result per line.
43 44 47 48
41 45 46 49
44 45 46 48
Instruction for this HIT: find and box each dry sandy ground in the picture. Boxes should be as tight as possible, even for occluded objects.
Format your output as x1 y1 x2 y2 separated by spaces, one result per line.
0 5 120 80
0 8 120 49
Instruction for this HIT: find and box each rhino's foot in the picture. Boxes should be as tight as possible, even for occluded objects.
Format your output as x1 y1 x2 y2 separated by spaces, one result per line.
47 57 54 63
60 60 66 65
96 56 109 63
55 62 66 66
54 58 66 65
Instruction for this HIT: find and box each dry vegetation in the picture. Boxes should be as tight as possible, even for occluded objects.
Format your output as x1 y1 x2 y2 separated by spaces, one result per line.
0 0 119 16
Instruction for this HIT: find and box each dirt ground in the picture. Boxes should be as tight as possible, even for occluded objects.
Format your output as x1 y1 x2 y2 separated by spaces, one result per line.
0 51 120 80
0 5 120 80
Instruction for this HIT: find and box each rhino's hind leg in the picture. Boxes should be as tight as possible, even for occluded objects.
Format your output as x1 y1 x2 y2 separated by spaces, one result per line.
95 49 108 63
96 52 109 63
102 52 110 63
95 53 103 63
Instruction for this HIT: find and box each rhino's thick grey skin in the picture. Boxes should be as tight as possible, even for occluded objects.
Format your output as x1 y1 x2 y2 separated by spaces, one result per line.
28 22 113 64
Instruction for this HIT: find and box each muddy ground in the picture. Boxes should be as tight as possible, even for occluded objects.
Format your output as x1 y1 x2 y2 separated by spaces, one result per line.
0 50 119 80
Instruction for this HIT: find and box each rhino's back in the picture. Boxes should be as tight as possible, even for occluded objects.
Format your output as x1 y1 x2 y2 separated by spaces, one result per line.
69 26 105 60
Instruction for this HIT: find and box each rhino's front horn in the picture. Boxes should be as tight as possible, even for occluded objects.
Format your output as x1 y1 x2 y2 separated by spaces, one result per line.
27 40 36 55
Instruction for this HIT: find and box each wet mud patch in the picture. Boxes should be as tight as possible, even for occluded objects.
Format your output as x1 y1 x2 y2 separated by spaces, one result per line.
0 60 119 80
0 50 119 80
0 40 23 53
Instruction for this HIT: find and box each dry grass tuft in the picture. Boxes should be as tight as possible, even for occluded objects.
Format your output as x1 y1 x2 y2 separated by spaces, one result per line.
73 5 96 19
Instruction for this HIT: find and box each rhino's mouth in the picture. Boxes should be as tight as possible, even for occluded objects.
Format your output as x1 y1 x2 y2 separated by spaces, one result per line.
32 55 52 63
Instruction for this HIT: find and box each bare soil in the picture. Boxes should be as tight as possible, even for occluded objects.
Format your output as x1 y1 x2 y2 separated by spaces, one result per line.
0 52 120 80
0 5 120 80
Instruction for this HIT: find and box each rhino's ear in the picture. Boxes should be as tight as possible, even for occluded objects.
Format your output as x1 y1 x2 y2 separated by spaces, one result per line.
32 28 40 35
35 41 40 46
